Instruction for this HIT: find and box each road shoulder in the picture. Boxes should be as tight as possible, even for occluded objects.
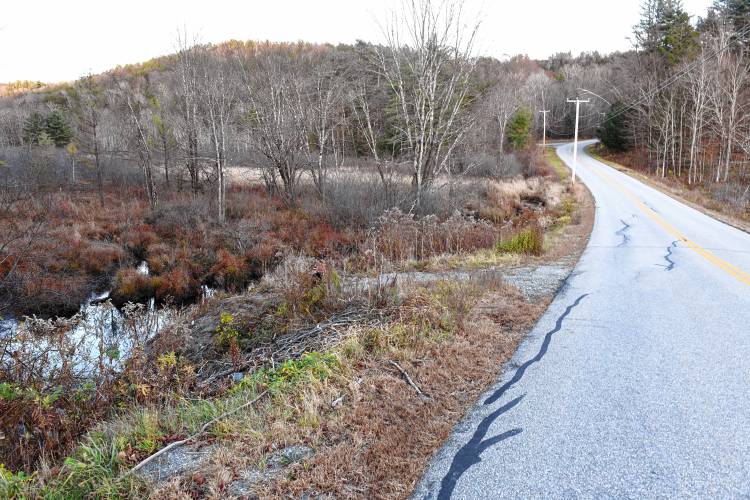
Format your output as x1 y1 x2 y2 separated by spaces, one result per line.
586 145 750 235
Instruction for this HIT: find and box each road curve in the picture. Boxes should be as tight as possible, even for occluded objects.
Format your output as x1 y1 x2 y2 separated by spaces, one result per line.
413 140 750 499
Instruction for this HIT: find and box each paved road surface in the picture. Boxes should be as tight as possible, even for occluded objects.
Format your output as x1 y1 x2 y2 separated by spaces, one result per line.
414 140 750 499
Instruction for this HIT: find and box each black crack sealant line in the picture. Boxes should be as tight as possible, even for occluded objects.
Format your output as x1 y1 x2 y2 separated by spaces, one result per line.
436 294 589 500
616 219 632 247
660 241 679 271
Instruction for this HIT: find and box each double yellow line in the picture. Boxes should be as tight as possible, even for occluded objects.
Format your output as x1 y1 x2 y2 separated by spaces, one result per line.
582 156 750 287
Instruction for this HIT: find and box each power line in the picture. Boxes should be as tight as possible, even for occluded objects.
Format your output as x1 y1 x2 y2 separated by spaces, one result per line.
598 23 750 127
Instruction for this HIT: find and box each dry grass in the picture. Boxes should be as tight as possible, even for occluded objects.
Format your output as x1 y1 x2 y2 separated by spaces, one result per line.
142 279 543 500
264 282 542 499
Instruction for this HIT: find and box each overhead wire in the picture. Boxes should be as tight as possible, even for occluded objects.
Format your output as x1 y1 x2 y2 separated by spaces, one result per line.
594 23 750 127
544 23 750 135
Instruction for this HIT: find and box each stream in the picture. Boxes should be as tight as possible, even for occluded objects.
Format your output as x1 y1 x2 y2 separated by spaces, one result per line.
0 261 214 377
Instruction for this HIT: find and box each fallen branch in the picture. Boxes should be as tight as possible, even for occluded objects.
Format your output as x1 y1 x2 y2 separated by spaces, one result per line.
121 389 269 479
199 308 373 390
389 360 430 399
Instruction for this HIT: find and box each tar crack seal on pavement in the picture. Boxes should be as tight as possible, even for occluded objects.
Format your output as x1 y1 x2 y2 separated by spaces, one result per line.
657 241 679 271
435 293 589 500
616 219 633 247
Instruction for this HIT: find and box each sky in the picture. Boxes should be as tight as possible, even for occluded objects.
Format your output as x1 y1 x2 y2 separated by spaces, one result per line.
0 0 715 83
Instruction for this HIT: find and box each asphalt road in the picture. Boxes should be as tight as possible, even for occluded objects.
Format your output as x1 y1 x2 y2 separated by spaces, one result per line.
413 140 750 499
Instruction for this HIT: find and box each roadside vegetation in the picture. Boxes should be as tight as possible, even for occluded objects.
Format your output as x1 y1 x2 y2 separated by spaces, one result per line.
588 0 750 225
0 0 599 496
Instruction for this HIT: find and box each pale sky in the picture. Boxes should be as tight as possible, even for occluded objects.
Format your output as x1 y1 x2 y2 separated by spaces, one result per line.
0 0 714 83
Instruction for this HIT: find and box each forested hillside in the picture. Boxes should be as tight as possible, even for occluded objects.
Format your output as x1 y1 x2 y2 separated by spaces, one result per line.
0 25 611 317
593 0 750 219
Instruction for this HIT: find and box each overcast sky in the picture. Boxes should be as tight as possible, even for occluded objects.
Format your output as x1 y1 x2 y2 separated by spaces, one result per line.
0 0 714 83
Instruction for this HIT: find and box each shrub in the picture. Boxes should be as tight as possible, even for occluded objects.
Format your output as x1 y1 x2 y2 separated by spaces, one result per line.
121 225 159 259
209 250 250 291
145 243 173 275
365 209 497 263
111 268 155 305
496 225 544 256
321 171 403 228
499 153 525 177
246 240 283 275
76 242 126 275
153 267 197 304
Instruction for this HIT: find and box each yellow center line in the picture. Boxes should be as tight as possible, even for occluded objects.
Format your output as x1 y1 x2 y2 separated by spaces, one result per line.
581 156 750 287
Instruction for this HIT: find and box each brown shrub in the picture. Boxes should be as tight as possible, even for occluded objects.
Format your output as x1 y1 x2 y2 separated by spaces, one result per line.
154 267 198 303
122 225 160 259
209 250 250 291
246 240 283 275
75 242 127 275
145 243 174 275
365 209 497 263
111 268 155 305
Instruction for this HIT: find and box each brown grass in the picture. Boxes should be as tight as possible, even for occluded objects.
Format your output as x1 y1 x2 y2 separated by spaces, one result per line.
0 148 595 497
264 283 543 499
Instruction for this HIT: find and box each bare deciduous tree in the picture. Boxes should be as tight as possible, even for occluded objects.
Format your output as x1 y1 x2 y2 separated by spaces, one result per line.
373 0 479 208
118 79 158 211
199 45 237 223
240 51 308 206
69 74 106 205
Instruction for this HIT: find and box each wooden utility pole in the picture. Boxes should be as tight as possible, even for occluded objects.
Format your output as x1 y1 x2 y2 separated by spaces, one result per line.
567 98 589 185
538 109 550 148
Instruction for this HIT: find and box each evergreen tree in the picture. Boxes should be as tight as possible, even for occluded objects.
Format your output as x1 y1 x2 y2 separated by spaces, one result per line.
37 131 55 147
711 0 750 45
634 0 700 66
597 102 629 152
44 110 73 147
22 112 46 145
507 108 532 150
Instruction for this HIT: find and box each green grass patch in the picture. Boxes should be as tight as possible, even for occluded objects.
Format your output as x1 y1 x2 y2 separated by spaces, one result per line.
545 147 570 181
496 227 544 256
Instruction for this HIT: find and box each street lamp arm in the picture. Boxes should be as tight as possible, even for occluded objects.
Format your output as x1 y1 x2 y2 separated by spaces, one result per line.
577 88 611 106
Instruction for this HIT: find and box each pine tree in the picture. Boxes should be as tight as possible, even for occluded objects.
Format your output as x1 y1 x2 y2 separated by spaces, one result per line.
507 108 532 150
22 112 46 145
634 0 700 66
712 0 750 45
597 102 629 152
37 131 54 147
661 3 701 64
44 110 73 147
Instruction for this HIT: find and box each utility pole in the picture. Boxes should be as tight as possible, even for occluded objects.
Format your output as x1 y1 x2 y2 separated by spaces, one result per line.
538 110 550 148
566 98 589 185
